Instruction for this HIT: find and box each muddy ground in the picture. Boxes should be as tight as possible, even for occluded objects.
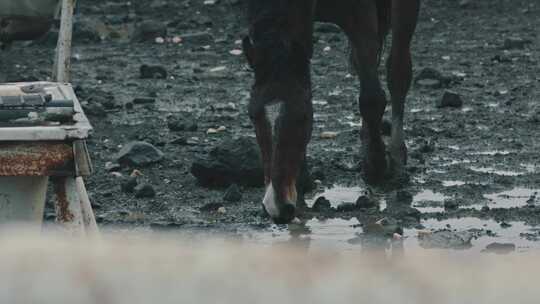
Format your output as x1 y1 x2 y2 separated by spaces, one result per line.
1 0 539 253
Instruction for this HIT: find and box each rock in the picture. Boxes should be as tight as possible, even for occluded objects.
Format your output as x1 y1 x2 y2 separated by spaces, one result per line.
121 176 138 193
439 91 464 108
500 221 512 228
82 102 106 116
105 162 121 172
482 242 516 254
312 196 332 212
419 230 474 249
223 184 242 202
134 183 156 198
73 20 102 43
167 114 198 132
502 37 532 50
115 141 164 167
181 32 214 45
190 137 264 187
132 21 167 42
140 65 167 79
200 202 224 212
150 221 184 230
443 199 459 210
320 131 338 139
415 67 448 88
356 195 377 209
336 203 358 212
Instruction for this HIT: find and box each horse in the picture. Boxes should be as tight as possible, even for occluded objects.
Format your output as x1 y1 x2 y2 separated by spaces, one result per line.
242 0 420 223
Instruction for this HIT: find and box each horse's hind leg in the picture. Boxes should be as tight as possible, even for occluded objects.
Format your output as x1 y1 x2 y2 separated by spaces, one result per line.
339 2 388 184
386 0 420 174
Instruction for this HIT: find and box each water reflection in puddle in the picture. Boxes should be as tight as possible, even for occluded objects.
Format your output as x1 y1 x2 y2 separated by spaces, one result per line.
469 166 526 176
412 190 450 213
442 180 466 187
468 150 513 156
249 218 361 251
481 188 539 209
307 185 365 208
248 217 540 254
404 218 540 253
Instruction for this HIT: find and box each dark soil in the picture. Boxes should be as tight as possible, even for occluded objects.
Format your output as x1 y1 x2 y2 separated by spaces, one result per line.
2 0 539 252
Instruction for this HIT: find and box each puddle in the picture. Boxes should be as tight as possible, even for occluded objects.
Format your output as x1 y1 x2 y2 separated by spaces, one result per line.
307 185 365 208
404 218 540 253
246 216 540 254
97 216 540 255
469 166 526 176
440 159 472 167
248 218 361 251
412 190 450 213
442 180 466 187
468 150 513 156
520 163 538 173
481 188 539 209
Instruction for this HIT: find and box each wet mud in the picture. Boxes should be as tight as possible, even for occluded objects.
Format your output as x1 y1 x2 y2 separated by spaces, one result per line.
1 0 539 254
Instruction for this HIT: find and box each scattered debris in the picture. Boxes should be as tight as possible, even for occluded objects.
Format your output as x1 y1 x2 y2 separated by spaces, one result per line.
320 131 338 139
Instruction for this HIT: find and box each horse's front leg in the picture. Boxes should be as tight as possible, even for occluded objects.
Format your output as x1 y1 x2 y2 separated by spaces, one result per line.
386 0 420 174
342 1 388 184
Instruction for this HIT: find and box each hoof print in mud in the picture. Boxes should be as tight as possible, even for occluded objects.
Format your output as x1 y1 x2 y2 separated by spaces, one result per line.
190 137 264 187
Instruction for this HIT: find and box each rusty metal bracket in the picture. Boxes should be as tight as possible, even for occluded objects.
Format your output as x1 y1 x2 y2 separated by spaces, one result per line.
0 142 74 176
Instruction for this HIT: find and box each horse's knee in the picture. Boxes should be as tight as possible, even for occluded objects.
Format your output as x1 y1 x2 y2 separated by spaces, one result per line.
358 83 387 123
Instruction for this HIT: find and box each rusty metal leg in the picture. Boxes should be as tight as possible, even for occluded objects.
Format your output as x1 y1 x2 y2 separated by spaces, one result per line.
0 176 48 232
76 177 99 237
51 176 85 236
